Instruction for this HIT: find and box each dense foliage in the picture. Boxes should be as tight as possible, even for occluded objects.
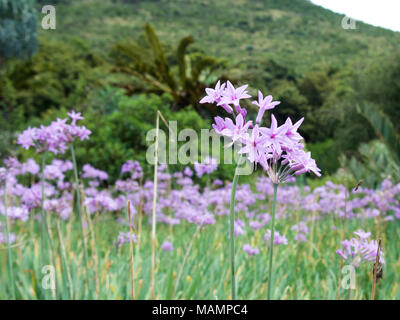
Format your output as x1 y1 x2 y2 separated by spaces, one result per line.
1 0 400 301
0 0 38 64
0 0 399 183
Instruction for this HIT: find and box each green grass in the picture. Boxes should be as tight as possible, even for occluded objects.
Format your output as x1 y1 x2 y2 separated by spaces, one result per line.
2 195 399 300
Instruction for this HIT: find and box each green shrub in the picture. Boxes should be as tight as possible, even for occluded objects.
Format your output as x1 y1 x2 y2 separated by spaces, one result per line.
307 139 339 175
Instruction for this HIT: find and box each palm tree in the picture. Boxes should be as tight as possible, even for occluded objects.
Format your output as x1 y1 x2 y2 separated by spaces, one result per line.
111 23 226 114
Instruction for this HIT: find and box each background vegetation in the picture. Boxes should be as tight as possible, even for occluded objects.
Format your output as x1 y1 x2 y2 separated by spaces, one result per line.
1 0 400 187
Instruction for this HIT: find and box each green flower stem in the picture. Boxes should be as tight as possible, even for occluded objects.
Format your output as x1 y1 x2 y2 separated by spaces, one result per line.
40 153 58 299
56 219 73 300
40 154 47 270
229 161 241 300
70 143 90 286
3 183 16 299
267 183 278 300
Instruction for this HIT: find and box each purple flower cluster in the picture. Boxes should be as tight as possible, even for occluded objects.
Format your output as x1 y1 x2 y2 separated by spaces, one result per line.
291 222 309 242
82 164 108 181
336 230 385 267
201 81 321 183
242 244 259 256
116 231 137 250
8 108 400 264
0 229 17 245
121 160 143 180
17 110 91 154
2 149 400 254
264 230 288 246
161 241 174 252
0 222 17 244
193 156 218 178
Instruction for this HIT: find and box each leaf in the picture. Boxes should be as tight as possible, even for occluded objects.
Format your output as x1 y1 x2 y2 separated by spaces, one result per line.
144 23 178 95
177 35 194 86
356 102 400 164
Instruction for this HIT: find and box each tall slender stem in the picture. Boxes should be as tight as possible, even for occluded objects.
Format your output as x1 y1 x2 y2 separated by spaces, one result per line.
40 153 57 299
40 153 59 299
267 183 278 300
40 154 48 269
371 239 382 300
3 182 16 299
56 219 73 300
70 143 90 286
127 201 135 300
151 111 160 299
229 162 241 300
83 196 100 300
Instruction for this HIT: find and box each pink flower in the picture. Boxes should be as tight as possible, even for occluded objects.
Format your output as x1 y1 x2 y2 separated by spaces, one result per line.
354 229 371 240
252 91 280 124
17 112 91 154
82 164 108 180
243 244 259 256
290 151 321 177
239 125 268 163
212 116 228 134
161 241 174 252
17 127 37 150
283 117 304 145
336 230 384 267
194 156 218 178
221 114 253 143
264 230 288 245
200 80 226 104
68 110 84 125
221 81 251 107
259 114 287 155
21 158 40 175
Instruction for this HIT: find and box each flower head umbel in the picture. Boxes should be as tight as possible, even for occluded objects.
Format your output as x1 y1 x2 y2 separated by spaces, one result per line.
264 230 288 246
201 80 321 184
336 230 384 268
161 241 174 252
242 244 259 256
201 80 321 300
17 127 37 150
17 111 91 154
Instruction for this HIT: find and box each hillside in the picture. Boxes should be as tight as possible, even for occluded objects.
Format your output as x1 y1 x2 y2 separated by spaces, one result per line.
39 0 400 74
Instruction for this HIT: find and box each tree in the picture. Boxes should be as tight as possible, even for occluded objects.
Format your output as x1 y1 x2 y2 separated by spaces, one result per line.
111 23 226 114
0 0 38 65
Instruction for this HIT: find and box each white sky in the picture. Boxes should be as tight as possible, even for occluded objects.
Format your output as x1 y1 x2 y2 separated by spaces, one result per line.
310 0 400 32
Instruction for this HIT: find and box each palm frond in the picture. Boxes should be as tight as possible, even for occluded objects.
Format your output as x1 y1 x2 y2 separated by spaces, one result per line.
356 102 400 163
